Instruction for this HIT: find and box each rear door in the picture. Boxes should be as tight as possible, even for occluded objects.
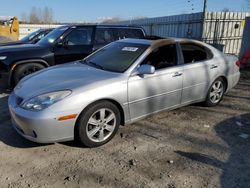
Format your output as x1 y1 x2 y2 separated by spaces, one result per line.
179 42 218 104
93 27 115 51
54 27 94 64
112 28 145 40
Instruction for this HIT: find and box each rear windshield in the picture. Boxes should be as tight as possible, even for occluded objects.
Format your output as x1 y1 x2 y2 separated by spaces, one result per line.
83 41 149 73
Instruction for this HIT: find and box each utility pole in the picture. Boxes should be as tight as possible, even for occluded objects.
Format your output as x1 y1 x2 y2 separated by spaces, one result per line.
201 0 208 40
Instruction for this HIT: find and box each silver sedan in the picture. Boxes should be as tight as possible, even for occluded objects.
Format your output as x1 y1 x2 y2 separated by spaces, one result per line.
8 38 240 147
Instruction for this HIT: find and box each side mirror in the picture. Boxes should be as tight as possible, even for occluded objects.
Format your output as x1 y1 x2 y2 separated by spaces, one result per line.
56 40 68 47
136 64 155 75
32 38 40 44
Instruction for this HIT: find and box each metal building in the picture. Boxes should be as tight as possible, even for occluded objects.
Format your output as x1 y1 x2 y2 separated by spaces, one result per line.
118 12 250 56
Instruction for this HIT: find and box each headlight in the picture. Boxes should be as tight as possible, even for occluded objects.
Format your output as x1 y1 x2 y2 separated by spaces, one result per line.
0 56 7 60
21 90 71 111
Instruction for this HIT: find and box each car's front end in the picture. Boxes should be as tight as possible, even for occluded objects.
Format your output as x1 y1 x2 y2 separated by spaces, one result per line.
8 91 77 143
8 61 129 144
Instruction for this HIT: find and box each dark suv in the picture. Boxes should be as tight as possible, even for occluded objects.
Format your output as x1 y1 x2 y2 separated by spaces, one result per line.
0 25 145 87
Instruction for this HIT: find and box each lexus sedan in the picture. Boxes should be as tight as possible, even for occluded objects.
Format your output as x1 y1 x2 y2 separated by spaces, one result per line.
8 38 240 147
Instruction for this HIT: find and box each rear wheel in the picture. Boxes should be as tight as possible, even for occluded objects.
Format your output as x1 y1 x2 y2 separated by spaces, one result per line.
76 101 121 147
204 77 225 107
13 63 45 86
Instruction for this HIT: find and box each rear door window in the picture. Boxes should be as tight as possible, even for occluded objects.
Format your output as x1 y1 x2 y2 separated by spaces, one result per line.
113 28 144 40
94 28 114 45
180 43 213 64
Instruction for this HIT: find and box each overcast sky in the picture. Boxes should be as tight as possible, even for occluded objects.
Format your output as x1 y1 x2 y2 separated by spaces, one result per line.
0 0 249 23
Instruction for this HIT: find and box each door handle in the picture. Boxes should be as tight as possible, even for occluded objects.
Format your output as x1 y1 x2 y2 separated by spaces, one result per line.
210 64 218 69
172 72 183 77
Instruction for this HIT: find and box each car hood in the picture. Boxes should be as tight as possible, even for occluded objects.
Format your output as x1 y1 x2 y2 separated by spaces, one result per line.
0 41 26 47
14 62 123 99
0 44 44 53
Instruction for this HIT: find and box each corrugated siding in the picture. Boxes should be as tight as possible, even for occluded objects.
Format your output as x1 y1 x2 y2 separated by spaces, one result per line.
19 24 62 39
203 12 250 55
118 12 203 39
118 11 250 55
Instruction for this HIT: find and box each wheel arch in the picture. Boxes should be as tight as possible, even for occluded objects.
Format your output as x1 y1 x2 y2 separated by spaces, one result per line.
9 59 49 86
74 98 125 138
218 75 228 92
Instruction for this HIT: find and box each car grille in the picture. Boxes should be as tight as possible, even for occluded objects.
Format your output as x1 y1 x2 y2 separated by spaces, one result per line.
15 95 24 106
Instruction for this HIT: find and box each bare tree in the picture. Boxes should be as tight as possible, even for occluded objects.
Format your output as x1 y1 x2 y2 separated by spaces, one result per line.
43 6 54 23
29 7 40 23
21 12 27 23
28 6 54 24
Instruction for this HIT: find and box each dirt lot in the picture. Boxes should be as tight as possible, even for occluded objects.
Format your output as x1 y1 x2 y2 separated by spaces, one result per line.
0 69 249 188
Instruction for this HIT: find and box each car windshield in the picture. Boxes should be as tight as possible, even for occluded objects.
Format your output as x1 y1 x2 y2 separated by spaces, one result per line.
38 26 68 45
83 41 149 73
20 30 42 42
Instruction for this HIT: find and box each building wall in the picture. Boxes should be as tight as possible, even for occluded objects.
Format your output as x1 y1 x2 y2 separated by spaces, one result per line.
203 12 250 55
118 12 250 56
118 13 203 39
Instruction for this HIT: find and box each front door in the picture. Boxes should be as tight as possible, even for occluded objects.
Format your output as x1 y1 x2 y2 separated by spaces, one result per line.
128 44 183 121
54 27 94 64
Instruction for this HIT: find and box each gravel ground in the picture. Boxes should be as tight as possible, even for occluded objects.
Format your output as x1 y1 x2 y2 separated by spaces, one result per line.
0 69 249 188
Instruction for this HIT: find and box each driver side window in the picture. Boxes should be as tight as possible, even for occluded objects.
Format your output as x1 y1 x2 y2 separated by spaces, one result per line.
64 28 93 45
141 44 177 70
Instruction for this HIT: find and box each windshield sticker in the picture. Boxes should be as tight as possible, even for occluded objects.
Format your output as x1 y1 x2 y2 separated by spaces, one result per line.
122 47 138 52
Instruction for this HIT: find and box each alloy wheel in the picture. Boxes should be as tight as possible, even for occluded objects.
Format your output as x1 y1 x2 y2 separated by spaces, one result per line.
86 108 116 142
209 80 224 104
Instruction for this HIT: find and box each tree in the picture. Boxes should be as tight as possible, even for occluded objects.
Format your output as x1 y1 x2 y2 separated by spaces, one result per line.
29 7 40 24
21 12 27 23
43 6 54 24
28 6 54 24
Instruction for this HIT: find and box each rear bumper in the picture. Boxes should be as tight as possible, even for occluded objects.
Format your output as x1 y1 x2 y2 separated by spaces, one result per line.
226 71 240 92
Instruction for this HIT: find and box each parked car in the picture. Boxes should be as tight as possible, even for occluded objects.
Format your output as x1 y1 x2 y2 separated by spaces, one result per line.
8 38 240 147
0 25 145 88
0 28 53 47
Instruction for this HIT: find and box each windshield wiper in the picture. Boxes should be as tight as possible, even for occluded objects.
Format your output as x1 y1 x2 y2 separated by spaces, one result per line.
81 60 105 70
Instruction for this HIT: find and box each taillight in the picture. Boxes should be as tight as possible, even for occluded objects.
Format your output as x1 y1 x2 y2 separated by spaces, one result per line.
236 60 241 67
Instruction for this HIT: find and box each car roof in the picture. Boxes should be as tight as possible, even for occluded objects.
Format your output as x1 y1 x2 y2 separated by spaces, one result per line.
57 24 143 29
119 38 206 47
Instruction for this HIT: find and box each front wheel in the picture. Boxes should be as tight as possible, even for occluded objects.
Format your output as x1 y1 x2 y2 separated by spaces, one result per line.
13 63 45 86
76 101 121 147
204 78 225 107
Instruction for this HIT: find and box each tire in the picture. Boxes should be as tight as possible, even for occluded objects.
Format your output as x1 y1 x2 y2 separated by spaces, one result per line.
76 101 121 147
13 63 45 86
204 77 225 107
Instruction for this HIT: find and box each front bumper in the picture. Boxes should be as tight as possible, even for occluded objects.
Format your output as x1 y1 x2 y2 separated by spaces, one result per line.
8 93 76 143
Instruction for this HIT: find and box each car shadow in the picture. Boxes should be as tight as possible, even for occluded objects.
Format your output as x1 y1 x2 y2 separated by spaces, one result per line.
0 91 47 148
175 113 250 188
